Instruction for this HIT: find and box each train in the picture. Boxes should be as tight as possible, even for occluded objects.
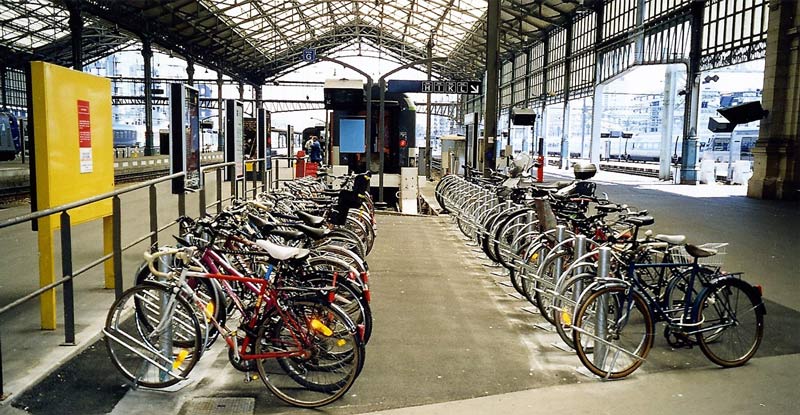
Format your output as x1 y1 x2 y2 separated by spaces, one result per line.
112 123 140 148
0 111 23 161
325 81 416 176
568 127 759 164
600 132 682 163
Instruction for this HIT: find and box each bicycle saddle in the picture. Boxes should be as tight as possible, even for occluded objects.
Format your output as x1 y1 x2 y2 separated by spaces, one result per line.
293 223 329 240
269 229 306 241
296 210 325 227
655 234 686 245
624 216 654 227
685 244 717 258
255 239 310 260
537 180 574 190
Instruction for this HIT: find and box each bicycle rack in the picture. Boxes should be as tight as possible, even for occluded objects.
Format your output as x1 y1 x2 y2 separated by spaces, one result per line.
595 247 611 368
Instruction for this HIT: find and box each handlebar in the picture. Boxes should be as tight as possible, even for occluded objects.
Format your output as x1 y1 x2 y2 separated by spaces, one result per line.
143 247 196 279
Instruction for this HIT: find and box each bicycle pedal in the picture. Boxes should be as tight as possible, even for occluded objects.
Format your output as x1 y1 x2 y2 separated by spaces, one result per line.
243 372 259 383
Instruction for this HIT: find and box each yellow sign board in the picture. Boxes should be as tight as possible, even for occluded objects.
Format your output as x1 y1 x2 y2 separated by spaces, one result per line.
30 61 114 329
31 61 114 226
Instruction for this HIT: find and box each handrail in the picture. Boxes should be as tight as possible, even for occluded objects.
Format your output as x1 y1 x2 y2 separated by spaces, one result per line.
0 171 184 230
0 157 273 400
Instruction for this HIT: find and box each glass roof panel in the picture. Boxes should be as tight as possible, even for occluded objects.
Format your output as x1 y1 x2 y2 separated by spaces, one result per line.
0 0 71 52
200 0 488 67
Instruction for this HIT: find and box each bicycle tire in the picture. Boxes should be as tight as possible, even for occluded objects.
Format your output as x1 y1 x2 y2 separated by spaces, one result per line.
552 272 596 350
104 281 203 388
572 286 654 379
135 263 224 348
255 299 364 408
693 278 764 368
532 250 573 326
304 257 372 343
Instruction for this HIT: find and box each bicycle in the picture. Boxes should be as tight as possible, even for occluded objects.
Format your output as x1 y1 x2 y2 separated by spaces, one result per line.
570 243 766 379
104 246 365 408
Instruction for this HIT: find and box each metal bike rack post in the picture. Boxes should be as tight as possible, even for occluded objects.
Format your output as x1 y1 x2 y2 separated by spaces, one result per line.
573 234 587 300
553 225 566 280
158 253 173 383
594 246 611 367
526 210 536 233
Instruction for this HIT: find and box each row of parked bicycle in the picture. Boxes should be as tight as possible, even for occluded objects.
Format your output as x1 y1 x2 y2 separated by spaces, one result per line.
435 163 765 379
103 172 375 408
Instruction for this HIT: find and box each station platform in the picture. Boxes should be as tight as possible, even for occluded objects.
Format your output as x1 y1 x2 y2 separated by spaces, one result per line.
0 167 798 415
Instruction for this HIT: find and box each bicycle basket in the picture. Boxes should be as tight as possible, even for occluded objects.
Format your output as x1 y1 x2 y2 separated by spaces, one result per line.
669 242 728 267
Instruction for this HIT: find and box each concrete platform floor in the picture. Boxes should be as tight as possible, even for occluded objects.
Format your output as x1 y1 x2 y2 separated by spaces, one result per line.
1 167 799 414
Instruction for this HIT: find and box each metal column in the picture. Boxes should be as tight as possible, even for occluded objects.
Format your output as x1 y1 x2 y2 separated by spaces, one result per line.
425 38 433 179
142 35 155 156
483 0 500 176
66 0 82 71
660 65 680 181
680 0 706 185
589 2 605 166
560 20 573 170
186 57 194 86
217 71 225 152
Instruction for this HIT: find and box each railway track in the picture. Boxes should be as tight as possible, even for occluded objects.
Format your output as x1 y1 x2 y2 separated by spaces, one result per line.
0 168 173 206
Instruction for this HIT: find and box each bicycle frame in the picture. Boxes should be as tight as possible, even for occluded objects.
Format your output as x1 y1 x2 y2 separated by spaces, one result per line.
176 266 313 362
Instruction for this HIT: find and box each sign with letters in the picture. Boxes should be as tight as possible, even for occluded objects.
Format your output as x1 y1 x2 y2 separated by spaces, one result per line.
387 80 482 95
301 48 316 62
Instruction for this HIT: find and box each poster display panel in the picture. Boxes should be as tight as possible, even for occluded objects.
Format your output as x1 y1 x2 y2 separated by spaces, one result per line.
170 84 202 193
339 117 365 153
225 99 245 180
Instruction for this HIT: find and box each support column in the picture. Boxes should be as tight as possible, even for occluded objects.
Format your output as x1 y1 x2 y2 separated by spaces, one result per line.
748 0 800 200
560 19 573 170
142 35 155 156
679 0 705 184
588 0 605 166
660 65 680 181
425 38 433 179
483 0 500 175
254 82 261 109
66 0 83 71
560 101 571 169
186 57 195 86
589 85 604 165
217 71 224 152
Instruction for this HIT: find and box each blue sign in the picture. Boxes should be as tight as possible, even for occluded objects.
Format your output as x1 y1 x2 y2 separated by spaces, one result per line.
301 48 316 62
387 79 482 94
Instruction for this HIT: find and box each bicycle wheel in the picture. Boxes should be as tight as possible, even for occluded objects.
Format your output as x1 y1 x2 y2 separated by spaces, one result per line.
572 286 654 379
104 282 203 388
134 263 224 348
693 279 764 367
532 250 572 326
255 300 364 408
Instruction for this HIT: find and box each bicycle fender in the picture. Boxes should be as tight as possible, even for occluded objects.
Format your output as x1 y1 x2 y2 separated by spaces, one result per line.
573 278 630 310
695 277 767 315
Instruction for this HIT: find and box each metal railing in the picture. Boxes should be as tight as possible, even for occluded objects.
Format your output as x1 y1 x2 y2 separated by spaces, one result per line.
0 158 272 399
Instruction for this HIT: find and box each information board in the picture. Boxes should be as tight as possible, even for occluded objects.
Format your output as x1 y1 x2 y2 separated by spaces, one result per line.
169 83 202 193
339 118 365 153
225 99 244 180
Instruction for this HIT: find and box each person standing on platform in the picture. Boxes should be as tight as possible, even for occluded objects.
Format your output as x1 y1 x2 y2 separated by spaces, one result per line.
309 136 323 166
